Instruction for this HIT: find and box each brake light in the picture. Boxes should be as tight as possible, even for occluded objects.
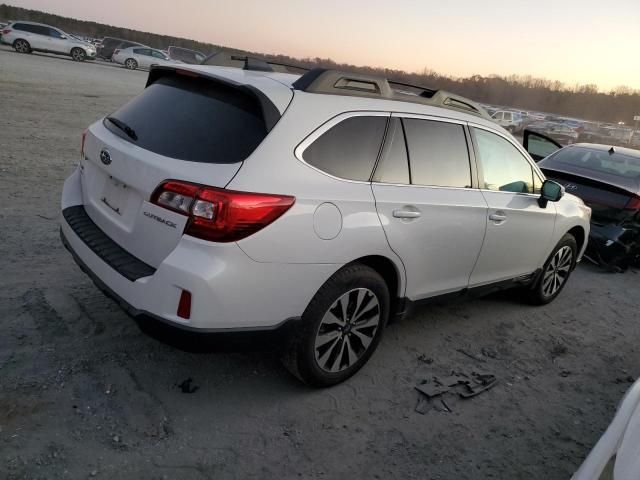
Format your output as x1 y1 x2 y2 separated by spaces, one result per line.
1 29 11 35
175 69 199 78
113 49 120 55
80 129 87 157
150 180 295 242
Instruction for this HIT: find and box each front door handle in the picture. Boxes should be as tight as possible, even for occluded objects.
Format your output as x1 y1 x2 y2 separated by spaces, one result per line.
393 209 421 219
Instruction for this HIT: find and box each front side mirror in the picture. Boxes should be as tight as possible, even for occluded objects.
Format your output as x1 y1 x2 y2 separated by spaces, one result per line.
538 180 564 208
524 129 562 161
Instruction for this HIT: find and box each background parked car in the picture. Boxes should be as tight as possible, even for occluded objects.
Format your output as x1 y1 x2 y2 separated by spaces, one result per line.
112 46 176 70
491 110 523 132
96 37 142 61
0 21 97 61
525 130 640 271
167 45 206 64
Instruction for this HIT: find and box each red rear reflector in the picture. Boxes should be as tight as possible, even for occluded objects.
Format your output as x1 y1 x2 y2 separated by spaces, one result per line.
177 290 191 319
150 180 295 242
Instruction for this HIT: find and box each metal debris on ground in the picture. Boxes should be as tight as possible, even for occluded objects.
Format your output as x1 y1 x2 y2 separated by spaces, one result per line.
415 371 498 414
176 377 199 394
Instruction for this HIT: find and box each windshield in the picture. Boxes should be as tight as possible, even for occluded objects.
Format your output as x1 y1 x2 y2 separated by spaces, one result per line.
552 146 640 179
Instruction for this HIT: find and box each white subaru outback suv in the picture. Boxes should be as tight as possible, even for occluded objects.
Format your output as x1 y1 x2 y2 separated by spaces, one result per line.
1 21 97 61
60 64 591 386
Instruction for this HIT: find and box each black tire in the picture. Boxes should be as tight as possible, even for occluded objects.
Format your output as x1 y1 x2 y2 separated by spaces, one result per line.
13 39 31 54
282 264 390 387
71 47 86 62
124 58 138 70
524 233 577 305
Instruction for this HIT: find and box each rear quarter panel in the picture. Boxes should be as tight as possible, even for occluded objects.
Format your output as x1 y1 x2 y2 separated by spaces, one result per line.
227 92 407 296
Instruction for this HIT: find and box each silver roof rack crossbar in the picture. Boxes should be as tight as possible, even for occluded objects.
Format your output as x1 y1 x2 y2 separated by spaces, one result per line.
292 68 490 119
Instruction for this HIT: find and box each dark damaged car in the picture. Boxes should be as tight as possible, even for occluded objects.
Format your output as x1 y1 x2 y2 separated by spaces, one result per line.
524 130 640 271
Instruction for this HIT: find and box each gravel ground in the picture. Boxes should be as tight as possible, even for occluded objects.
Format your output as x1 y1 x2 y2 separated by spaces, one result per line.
1 45 639 480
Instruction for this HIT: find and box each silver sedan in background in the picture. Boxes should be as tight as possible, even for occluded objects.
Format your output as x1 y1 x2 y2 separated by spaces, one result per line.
112 46 178 70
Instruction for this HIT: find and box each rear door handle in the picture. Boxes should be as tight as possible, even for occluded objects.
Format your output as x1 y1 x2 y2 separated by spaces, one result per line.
393 209 421 219
489 212 507 222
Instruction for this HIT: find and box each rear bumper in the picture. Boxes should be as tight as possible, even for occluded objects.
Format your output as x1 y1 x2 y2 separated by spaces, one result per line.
60 227 296 333
60 169 338 331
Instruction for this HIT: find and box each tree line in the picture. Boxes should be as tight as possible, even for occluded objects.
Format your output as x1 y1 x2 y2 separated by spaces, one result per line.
2 3 639 124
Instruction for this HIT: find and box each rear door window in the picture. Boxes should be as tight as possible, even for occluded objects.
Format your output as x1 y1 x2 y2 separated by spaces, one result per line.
302 116 388 181
104 73 269 164
403 118 472 188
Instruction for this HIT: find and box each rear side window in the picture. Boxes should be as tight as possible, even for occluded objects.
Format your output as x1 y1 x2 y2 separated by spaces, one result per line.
105 73 268 164
403 118 472 188
303 116 387 181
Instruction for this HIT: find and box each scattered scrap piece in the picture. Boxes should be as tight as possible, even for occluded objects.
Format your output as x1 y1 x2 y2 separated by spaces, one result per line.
415 371 499 413
176 377 199 394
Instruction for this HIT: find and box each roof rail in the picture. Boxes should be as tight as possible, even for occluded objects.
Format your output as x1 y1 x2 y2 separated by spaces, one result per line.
292 68 491 119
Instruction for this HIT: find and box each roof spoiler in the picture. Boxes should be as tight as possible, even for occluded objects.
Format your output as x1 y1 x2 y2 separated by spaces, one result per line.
145 65 282 132
200 51 311 73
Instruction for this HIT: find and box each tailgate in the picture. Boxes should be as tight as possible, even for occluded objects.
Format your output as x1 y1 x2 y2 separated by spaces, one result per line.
81 122 242 267
77 69 285 268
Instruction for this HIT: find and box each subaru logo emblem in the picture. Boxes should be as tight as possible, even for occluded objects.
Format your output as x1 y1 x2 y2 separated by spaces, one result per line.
100 149 112 166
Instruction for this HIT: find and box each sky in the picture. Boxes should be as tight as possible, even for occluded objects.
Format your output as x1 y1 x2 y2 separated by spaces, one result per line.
14 0 640 91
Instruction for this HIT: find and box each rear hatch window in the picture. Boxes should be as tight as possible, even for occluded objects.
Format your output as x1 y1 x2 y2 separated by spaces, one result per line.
104 73 268 163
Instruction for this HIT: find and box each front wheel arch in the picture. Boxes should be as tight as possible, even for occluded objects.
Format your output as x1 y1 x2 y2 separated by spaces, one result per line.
567 226 586 255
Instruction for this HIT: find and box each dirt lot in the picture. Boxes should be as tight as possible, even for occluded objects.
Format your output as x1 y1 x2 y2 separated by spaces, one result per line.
1 46 639 480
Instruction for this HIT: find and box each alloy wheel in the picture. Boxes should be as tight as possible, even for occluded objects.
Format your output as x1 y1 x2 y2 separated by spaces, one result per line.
314 288 380 373
72 48 85 61
125 59 136 69
542 246 573 297
15 40 28 53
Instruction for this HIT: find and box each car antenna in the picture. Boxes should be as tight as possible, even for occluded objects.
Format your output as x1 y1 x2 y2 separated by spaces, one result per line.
608 147 615 155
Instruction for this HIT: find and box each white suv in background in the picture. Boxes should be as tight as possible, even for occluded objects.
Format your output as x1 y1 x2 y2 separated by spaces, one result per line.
1 21 97 61
60 64 591 386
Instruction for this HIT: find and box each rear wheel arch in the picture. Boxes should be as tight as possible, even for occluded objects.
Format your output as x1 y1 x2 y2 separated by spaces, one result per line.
346 255 404 315
13 38 31 53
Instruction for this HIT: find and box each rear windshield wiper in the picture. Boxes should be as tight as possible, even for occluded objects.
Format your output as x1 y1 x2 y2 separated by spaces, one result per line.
106 116 138 141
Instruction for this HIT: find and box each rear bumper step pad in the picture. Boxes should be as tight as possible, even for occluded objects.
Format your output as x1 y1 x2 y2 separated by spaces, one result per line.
62 205 156 281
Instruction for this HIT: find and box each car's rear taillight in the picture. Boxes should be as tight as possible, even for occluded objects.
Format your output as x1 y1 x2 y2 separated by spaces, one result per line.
150 180 295 242
113 49 120 55
80 129 87 157
1 29 11 35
